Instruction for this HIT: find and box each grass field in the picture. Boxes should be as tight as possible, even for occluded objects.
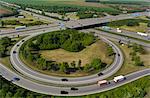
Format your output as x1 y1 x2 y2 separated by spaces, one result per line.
120 23 148 33
40 40 113 67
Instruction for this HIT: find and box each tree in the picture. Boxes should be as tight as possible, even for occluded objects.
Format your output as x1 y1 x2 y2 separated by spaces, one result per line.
0 21 4 27
60 63 66 72
91 58 103 70
147 22 150 27
132 43 144 54
84 64 90 72
77 59 82 69
107 46 114 56
127 21 139 26
134 56 144 66
70 61 76 68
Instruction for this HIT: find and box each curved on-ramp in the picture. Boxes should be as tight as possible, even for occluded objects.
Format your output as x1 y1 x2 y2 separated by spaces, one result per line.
10 31 124 85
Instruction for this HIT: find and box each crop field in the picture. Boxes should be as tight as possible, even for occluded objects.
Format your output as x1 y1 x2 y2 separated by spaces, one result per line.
0 6 13 17
0 0 114 9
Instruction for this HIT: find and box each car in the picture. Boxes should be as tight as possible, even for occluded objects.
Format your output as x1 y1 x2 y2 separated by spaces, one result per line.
11 77 20 82
13 77 20 81
17 44 19 47
60 91 68 94
13 51 16 54
71 87 78 91
118 54 120 56
22 40 25 42
61 78 68 81
98 72 103 76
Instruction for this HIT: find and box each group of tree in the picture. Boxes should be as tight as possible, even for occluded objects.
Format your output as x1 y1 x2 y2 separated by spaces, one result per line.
107 46 114 56
0 37 11 57
28 29 96 52
1 20 45 27
130 43 144 66
77 12 96 19
84 58 107 72
0 76 50 98
108 19 150 27
16 2 121 15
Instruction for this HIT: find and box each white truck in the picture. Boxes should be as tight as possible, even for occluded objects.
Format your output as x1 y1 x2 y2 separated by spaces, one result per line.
97 80 109 86
117 28 122 33
113 75 126 83
15 26 26 31
137 32 148 37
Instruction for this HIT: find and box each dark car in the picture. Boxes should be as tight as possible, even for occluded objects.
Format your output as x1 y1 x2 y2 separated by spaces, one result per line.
61 91 68 94
71 87 78 91
61 78 68 81
13 51 16 54
22 40 25 42
17 44 19 47
118 54 120 56
98 72 103 76
11 77 20 82
13 77 20 81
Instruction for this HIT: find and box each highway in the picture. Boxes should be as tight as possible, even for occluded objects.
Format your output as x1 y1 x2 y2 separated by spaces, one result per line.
0 62 149 96
1 11 149 38
0 1 150 95
97 27 150 41
81 29 150 48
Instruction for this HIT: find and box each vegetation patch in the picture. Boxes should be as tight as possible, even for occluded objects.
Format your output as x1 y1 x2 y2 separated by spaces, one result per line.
20 30 113 77
0 5 18 18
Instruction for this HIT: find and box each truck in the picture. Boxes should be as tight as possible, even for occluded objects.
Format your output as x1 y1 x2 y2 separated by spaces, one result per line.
102 26 111 30
117 28 122 33
113 75 126 83
15 26 26 31
97 80 109 86
137 32 148 37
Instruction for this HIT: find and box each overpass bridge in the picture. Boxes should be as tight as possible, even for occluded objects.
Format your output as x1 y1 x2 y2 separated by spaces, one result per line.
65 12 149 29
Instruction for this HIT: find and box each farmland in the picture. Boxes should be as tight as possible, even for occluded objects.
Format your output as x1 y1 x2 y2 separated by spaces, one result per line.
0 5 17 18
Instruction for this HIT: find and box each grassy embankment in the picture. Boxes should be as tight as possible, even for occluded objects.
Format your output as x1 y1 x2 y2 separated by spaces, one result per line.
20 40 114 77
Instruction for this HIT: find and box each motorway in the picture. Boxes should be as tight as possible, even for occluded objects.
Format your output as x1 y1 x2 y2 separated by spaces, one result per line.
0 11 149 37
0 62 149 96
0 2 150 95
81 29 150 48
